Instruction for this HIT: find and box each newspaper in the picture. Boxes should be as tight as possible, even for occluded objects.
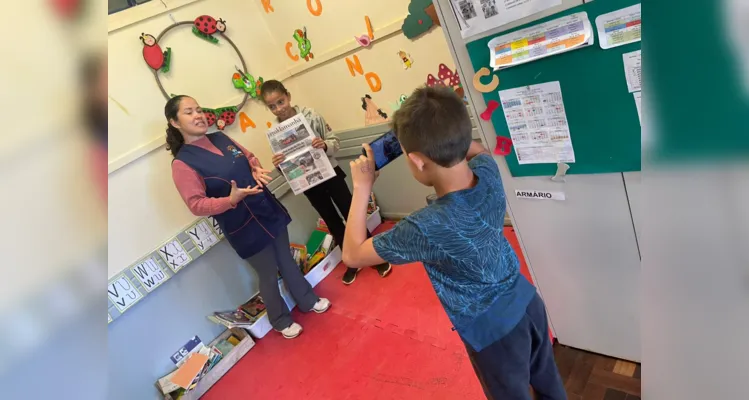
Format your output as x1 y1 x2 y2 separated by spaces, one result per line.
267 114 335 195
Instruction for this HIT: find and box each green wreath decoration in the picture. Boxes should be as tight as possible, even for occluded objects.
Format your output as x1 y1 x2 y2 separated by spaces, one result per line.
139 15 264 130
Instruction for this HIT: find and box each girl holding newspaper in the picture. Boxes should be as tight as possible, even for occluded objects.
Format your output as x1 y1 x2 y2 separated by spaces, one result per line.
260 80 392 285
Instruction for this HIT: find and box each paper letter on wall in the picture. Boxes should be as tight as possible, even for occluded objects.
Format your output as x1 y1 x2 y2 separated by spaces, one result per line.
346 55 364 77
107 275 143 313
307 0 322 16
239 112 256 133
159 239 192 273
365 72 382 92
131 257 169 293
186 219 219 254
285 42 299 61
261 0 274 13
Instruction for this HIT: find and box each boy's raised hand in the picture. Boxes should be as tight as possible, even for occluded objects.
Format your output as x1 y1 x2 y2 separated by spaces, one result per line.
350 143 378 192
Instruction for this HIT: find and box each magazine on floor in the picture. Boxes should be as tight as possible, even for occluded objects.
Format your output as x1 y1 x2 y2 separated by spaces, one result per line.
266 114 335 195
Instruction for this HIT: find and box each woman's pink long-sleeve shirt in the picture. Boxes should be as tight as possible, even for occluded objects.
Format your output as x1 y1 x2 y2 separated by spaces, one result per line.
171 134 262 217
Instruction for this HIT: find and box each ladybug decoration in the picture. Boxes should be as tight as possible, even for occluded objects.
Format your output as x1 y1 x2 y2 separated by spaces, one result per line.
203 109 218 127
140 33 172 72
215 107 238 130
50 0 83 20
193 15 226 44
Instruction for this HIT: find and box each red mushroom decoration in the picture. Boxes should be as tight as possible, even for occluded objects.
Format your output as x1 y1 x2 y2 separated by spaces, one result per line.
437 63 454 86
426 73 440 87
448 68 462 87
448 68 464 98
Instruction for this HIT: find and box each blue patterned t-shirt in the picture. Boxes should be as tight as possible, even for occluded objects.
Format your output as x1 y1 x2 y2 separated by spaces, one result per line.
373 153 536 351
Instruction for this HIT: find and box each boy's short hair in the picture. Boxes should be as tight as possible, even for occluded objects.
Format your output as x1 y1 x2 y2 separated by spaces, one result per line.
391 86 472 168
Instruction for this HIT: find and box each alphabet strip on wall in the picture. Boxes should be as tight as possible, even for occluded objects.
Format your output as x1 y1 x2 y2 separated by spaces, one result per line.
107 217 225 325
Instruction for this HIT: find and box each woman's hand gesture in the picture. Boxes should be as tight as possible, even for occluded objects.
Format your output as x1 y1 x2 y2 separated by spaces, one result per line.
229 180 263 206
252 166 273 186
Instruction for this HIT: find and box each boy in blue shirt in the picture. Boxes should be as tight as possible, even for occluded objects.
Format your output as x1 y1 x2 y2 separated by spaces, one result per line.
342 86 566 399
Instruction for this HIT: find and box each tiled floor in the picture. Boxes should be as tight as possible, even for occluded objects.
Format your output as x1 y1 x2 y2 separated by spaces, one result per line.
554 344 641 400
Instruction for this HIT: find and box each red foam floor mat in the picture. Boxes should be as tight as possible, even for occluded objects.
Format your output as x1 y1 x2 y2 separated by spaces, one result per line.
203 222 531 399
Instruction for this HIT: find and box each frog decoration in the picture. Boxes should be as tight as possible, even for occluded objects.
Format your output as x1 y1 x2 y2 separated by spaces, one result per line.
293 27 314 61
232 67 264 99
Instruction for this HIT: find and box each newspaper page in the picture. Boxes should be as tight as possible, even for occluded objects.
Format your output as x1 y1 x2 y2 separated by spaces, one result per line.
498 81 576 165
267 114 335 195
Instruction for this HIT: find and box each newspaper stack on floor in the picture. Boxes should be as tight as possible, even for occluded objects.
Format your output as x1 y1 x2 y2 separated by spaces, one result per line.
267 114 335 195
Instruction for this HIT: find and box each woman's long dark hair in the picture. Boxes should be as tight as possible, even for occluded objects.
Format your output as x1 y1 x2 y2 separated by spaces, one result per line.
165 95 188 157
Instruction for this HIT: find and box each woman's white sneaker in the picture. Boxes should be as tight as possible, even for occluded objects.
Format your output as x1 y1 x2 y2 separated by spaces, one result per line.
313 298 331 313
279 322 303 339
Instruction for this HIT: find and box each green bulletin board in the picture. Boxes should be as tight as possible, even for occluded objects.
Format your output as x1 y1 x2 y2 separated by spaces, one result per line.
465 0 641 177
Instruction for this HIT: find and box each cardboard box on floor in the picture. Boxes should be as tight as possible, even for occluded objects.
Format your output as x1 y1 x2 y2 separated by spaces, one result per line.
247 246 342 339
159 328 255 400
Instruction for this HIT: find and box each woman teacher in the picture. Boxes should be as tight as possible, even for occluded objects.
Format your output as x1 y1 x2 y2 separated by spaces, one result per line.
166 95 330 339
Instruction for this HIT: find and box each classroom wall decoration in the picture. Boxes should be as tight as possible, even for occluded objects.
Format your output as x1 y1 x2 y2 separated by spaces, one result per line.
261 0 274 13
307 0 323 16
187 219 220 254
389 94 409 111
232 67 264 98
355 16 375 47
131 258 170 293
397 50 413 69
109 217 224 324
192 15 227 44
362 94 389 126
138 16 261 130
140 33 171 73
426 64 464 99
345 55 383 93
159 239 192 273
293 27 314 61
472 67 499 93
108 274 143 313
402 0 440 39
